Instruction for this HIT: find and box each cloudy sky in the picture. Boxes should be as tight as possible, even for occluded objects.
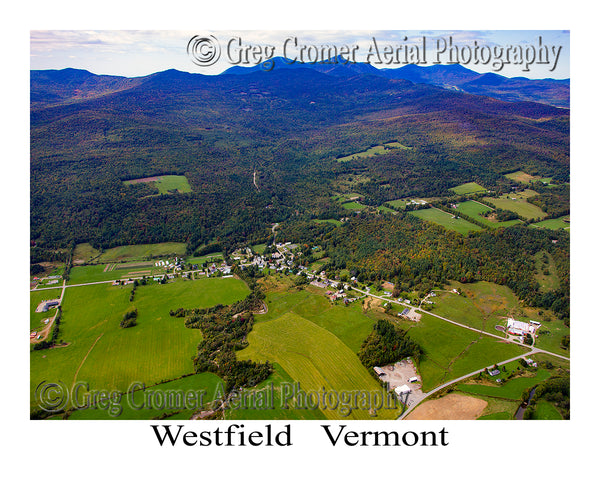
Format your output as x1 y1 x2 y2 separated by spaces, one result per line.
30 30 570 79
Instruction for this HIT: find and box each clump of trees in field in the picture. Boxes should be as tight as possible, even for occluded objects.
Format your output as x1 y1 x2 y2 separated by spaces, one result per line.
358 319 421 370
120 308 138 328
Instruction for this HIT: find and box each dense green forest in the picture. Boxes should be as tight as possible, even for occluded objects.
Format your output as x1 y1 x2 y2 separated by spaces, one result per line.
277 215 570 320
31 68 568 253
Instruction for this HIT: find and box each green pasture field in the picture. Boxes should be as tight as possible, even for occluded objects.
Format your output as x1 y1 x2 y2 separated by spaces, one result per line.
530 215 570 230
67 264 164 285
409 208 483 235
336 142 410 162
385 199 409 209
475 395 520 420
154 175 192 194
450 182 487 195
186 253 224 265
341 201 366 211
313 218 343 226
224 363 327 420
483 190 546 220
429 281 520 334
236 311 400 420
428 280 568 356
258 287 373 352
533 321 570 356
251 244 267 254
403 312 525 392
30 288 62 330
504 170 554 185
96 242 187 263
30 277 250 412
532 399 563 419
124 175 191 194
73 243 101 264
456 368 552 400
377 205 397 214
456 200 522 228
66 372 223 420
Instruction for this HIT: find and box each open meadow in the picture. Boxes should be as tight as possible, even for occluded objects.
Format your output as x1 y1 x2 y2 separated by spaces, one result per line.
124 175 191 194
456 200 522 228
450 182 487 195
484 190 547 220
409 208 483 235
30 277 249 411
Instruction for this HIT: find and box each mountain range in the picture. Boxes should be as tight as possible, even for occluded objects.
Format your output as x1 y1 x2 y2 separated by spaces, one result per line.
223 58 569 107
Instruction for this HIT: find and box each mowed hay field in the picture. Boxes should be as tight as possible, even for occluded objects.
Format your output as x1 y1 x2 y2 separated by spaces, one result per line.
450 182 487 195
484 190 546 220
237 312 398 420
456 200 522 229
30 277 249 410
96 242 187 263
409 208 483 235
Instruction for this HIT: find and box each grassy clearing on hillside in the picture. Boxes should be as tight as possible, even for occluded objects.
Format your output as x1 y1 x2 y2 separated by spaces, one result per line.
186 253 224 265
530 215 570 230
237 311 400 420
484 190 546 220
124 175 191 194
385 199 409 209
73 243 101 264
30 277 249 411
336 142 411 162
96 242 187 263
313 218 343 226
377 205 397 214
341 201 366 211
450 182 487 195
409 208 482 235
504 170 554 185
456 200 522 228
251 244 267 254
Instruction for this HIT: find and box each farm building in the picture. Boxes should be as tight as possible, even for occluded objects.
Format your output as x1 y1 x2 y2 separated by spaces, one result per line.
395 385 411 398
409 376 418 383
373 367 385 377
507 318 535 336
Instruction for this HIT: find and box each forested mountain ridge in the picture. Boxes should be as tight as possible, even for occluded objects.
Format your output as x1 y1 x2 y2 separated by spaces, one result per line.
31 67 568 251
